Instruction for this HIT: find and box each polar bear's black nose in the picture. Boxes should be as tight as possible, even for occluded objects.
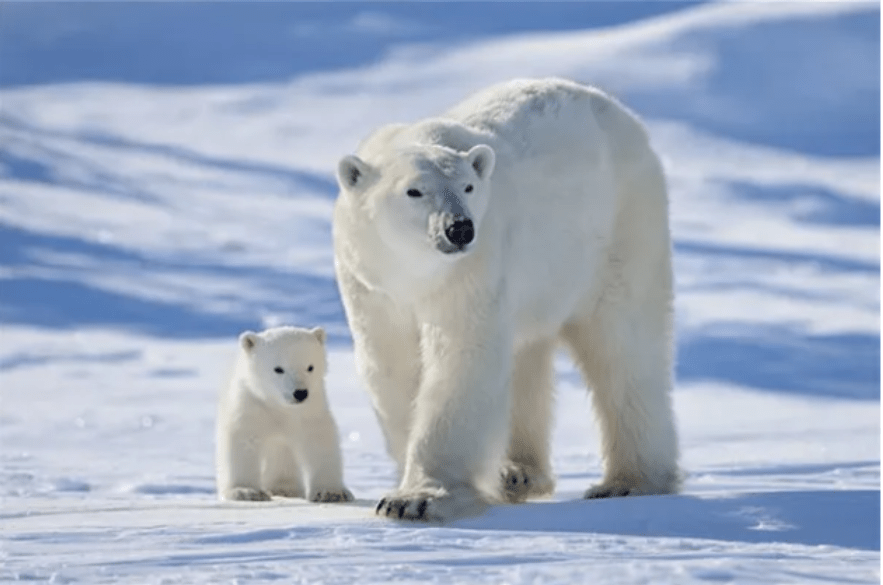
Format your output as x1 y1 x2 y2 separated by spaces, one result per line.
445 217 474 247
293 389 308 403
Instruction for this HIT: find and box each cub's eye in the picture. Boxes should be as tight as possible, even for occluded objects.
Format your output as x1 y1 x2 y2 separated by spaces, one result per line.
307 365 314 373
406 188 423 198
464 184 473 193
273 367 284 374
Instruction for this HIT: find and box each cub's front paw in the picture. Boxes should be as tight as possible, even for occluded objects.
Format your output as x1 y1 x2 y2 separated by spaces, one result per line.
309 487 354 503
500 462 555 503
224 487 272 502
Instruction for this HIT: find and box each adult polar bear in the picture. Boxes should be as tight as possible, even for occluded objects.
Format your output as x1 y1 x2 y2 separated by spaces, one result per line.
333 78 679 521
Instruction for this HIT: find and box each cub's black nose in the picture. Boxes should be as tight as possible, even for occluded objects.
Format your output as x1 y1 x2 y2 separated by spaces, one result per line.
445 217 474 247
293 389 309 403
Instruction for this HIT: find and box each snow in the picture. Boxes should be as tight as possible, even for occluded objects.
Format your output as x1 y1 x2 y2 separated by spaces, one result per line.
0 2 879 583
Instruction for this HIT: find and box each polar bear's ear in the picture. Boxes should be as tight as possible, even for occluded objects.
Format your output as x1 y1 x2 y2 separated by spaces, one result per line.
337 155 372 190
467 144 495 180
239 331 259 352
309 326 327 345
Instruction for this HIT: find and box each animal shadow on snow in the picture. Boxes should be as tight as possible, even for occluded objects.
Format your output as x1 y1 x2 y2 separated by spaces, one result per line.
452 488 880 551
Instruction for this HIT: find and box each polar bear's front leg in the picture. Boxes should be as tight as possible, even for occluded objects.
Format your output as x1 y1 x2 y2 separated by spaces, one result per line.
377 311 513 522
338 270 421 473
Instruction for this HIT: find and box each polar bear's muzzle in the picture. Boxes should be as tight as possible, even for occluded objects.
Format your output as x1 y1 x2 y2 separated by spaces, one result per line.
430 212 475 254
426 187 476 254
288 388 308 404
445 216 474 249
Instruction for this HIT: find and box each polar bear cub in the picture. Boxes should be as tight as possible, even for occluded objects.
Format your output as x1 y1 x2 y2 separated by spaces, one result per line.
216 326 353 503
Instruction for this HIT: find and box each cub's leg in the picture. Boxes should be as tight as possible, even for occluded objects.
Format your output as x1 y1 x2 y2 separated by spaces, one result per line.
216 427 271 502
264 442 305 499
300 414 354 503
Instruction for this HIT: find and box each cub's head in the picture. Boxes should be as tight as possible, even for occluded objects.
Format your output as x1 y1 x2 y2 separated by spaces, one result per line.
336 141 496 266
237 326 327 407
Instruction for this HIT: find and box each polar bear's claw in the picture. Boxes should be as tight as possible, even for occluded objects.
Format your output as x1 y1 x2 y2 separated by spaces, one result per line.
226 487 272 501
310 488 354 503
375 495 436 521
270 486 305 499
376 486 488 522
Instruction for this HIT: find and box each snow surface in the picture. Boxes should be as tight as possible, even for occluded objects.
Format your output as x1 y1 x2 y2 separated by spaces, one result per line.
0 2 879 583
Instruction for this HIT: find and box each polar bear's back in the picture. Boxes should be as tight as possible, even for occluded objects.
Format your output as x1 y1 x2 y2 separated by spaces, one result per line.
357 79 653 178
443 78 653 170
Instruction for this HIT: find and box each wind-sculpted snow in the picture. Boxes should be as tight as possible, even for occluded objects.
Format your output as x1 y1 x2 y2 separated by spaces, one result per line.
0 2 878 583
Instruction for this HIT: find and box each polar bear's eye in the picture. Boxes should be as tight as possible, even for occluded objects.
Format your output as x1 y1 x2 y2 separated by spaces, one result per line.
307 365 314 372
464 184 473 193
406 188 423 198
274 367 284 374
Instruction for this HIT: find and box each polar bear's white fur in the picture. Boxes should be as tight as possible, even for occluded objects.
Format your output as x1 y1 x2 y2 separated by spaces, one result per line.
333 78 679 521
216 326 353 503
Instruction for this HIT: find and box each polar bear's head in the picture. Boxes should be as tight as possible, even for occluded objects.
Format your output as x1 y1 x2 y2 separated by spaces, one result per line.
237 326 327 407
336 142 496 265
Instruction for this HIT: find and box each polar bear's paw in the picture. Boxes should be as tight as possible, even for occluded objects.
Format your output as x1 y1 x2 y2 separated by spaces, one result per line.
375 486 488 522
584 480 641 499
500 462 555 503
585 472 680 499
309 487 355 503
375 493 437 521
225 487 272 502
269 485 305 499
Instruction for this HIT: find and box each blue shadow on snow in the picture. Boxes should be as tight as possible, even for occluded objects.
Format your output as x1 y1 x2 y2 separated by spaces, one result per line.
627 9 880 156
453 489 881 552
0 277 256 340
0 2 701 87
677 330 880 401
724 181 880 228
0 223 347 341
3 220 880 399
0 115 339 201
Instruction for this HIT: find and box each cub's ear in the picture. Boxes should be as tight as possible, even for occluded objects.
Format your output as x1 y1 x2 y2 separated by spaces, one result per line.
309 326 327 345
337 155 372 190
239 331 259 352
466 144 495 180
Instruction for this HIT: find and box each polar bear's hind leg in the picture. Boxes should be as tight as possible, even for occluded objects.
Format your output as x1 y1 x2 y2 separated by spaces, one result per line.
501 338 556 502
560 225 680 498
